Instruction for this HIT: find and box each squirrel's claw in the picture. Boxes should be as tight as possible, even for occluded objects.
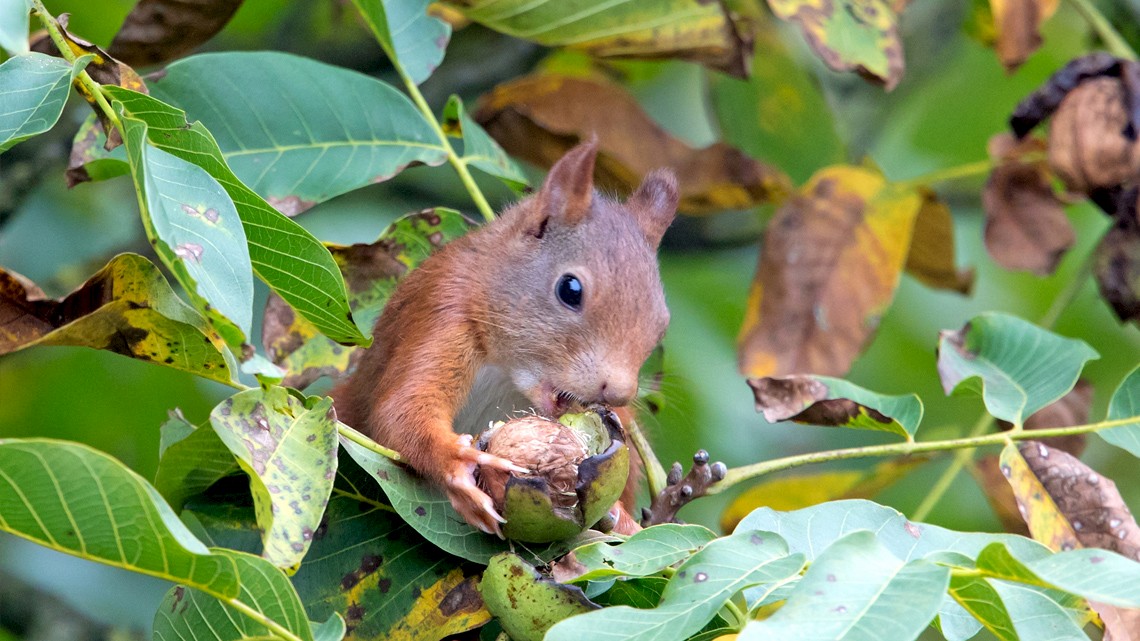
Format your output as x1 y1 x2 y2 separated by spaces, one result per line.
456 434 529 474
445 471 506 538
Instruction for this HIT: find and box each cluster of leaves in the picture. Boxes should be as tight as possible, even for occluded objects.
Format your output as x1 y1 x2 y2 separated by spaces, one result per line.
4 0 1140 639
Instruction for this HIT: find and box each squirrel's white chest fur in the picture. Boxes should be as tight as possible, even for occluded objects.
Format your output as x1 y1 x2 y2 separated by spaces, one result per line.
453 365 534 435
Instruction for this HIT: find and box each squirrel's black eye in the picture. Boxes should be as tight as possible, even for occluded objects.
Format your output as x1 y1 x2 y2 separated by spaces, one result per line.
556 274 583 310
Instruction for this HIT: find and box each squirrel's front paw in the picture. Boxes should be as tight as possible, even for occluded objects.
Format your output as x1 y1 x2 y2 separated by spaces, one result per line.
444 435 527 537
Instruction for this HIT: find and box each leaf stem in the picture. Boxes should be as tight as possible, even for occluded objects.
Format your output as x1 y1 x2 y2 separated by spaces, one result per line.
712 414 1139 493
336 422 403 461
373 47 495 222
910 413 993 522
895 159 994 191
625 417 668 498
224 597 306 641
28 0 122 133
1064 0 1138 60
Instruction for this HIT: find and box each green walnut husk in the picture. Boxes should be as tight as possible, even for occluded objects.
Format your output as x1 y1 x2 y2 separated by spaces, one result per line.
476 410 629 543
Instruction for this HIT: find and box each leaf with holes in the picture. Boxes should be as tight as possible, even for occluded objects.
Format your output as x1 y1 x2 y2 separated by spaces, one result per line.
209 387 339 571
937 313 1098 425
153 548 339 641
0 254 234 384
748 375 924 440
104 86 368 347
739 531 950 640
149 52 447 214
446 0 754 77
348 0 450 85
546 530 805 641
0 53 85 152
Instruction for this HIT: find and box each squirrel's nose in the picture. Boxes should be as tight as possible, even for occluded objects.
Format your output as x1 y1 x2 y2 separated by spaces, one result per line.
599 373 638 407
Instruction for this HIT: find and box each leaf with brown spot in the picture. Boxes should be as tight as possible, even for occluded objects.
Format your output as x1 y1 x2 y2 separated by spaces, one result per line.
474 74 791 216
263 208 469 389
719 459 925 532
737 165 922 379
1001 441 1140 637
974 381 1092 535
765 0 906 90
108 0 244 67
982 133 1073 275
904 190 975 294
444 0 754 78
0 253 233 384
748 375 923 439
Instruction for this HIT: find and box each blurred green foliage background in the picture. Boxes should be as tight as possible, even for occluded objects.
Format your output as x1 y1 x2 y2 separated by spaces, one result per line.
2 0 1140 636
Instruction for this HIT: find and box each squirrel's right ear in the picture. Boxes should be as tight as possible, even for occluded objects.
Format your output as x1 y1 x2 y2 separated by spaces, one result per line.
534 138 597 231
627 168 678 248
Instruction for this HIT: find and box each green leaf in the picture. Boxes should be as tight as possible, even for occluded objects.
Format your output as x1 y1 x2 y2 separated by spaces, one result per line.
546 530 805 641
153 548 332 641
442 95 527 191
149 52 448 212
120 114 253 349
482 552 598 641
209 387 339 571
104 86 368 347
749 375 924 440
154 410 240 512
948 571 1089 641
708 23 845 184
571 523 718 582
766 0 904 90
444 0 753 77
348 0 450 85
1103 364 1140 457
0 438 239 596
589 577 668 608
740 531 950 640
736 499 1051 640
0 254 235 385
0 0 29 55
936 313 1099 425
338 433 507 564
0 52 83 152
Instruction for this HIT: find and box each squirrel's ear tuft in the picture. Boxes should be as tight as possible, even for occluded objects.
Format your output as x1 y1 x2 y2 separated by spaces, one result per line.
627 168 678 247
539 137 597 226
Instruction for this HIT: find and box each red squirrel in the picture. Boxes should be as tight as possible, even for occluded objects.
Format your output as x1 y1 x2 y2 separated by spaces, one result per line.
332 140 677 536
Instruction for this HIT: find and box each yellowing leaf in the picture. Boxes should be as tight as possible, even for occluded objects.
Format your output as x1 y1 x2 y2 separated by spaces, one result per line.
904 190 975 294
765 0 905 90
383 570 489 641
989 0 1059 70
737 166 924 378
719 459 922 531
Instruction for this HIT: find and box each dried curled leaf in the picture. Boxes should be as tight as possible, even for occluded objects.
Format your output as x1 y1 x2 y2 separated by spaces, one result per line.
765 0 905 90
737 165 922 378
108 0 244 67
748 375 923 440
982 133 1073 275
1048 77 1140 194
474 74 791 215
1095 187 1140 323
988 0 1058 71
904 189 975 294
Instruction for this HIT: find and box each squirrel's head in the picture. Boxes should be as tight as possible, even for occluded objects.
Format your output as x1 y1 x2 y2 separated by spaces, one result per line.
488 139 678 416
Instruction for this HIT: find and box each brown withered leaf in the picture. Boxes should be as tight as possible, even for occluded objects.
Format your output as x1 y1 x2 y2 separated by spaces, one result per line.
748 374 922 440
982 132 1073 275
1002 440 1140 638
737 165 921 378
1048 77 1140 194
1095 187 1140 323
904 189 975 294
107 0 244 67
263 209 469 389
474 74 792 216
30 15 148 149
974 380 1093 535
989 0 1058 71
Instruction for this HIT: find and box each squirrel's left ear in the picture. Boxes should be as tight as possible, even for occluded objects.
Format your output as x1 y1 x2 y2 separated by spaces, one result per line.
627 169 678 248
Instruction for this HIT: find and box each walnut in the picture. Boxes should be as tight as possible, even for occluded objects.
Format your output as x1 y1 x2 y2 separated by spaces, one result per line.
1048 77 1140 193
